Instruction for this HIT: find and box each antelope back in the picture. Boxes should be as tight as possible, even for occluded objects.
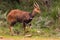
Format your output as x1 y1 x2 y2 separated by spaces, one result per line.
7 9 30 23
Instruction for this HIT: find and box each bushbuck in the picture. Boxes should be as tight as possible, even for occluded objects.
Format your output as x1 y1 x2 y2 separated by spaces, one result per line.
7 2 41 35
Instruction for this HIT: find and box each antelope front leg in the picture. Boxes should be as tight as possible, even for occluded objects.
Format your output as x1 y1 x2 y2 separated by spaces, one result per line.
24 24 32 37
24 23 32 33
23 23 26 35
9 26 14 36
29 23 32 29
26 24 32 31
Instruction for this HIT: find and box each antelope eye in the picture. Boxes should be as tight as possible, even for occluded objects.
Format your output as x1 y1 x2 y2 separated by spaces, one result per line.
37 9 40 10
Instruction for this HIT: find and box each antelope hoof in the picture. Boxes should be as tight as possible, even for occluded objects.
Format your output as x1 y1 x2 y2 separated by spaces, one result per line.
10 34 16 36
25 34 32 37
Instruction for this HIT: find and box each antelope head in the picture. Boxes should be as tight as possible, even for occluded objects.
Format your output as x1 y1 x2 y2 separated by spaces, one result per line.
33 2 41 14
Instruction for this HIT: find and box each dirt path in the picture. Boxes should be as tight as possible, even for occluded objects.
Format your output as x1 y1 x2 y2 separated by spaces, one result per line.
0 36 60 40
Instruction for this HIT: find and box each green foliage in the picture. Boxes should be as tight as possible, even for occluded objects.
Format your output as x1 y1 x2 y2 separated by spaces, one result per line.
50 7 58 20
0 0 59 36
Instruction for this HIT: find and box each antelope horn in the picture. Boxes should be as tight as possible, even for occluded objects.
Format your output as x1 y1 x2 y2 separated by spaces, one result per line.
34 3 37 7
35 2 39 8
34 2 39 8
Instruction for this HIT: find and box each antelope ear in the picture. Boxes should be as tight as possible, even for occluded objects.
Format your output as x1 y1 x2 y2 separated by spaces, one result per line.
35 2 39 8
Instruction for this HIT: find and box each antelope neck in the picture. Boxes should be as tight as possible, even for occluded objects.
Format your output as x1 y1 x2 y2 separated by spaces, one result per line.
30 10 36 18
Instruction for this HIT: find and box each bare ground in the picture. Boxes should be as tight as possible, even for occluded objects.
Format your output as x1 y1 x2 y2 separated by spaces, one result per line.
0 36 60 40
